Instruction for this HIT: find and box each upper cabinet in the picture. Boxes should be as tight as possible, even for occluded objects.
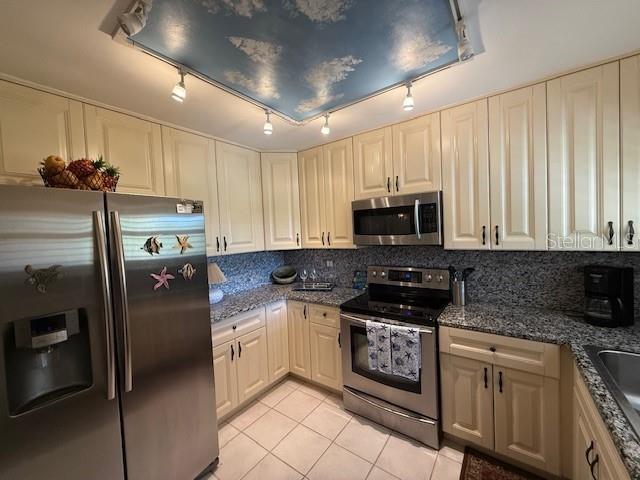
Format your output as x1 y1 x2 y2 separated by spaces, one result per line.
0 81 85 185
621 55 640 251
323 138 355 248
216 142 264 254
392 113 442 195
488 84 548 250
85 106 165 195
161 127 221 255
441 100 491 250
261 152 301 250
353 127 393 199
298 140 354 249
547 62 620 251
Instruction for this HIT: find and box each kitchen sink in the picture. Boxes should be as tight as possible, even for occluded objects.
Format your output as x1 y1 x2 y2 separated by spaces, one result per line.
584 345 640 439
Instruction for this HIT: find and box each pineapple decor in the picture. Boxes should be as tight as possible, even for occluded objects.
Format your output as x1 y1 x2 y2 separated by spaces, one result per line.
39 155 120 192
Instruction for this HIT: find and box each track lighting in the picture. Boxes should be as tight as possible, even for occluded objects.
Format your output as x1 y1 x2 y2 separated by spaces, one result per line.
263 110 273 135
321 113 330 135
403 83 414 111
171 70 187 103
118 0 152 36
456 20 474 62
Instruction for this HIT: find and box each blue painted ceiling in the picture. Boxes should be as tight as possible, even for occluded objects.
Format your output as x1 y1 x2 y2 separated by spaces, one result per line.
131 0 459 122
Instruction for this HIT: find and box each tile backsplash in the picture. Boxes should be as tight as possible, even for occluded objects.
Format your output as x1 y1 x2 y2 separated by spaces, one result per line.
208 251 284 294
283 247 640 317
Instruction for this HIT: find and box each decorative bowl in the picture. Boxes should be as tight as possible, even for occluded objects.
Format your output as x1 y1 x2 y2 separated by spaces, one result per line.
272 265 298 284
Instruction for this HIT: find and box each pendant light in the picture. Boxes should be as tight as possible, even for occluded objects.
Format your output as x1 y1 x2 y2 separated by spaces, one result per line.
171 70 187 103
320 113 330 135
403 82 414 111
263 110 273 135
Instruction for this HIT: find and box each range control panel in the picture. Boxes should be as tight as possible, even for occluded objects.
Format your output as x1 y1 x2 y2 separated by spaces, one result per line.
367 266 450 290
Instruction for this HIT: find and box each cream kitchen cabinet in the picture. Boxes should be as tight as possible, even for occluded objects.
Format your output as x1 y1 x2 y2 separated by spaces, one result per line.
353 127 393 199
266 301 290 383
236 327 269 403
212 340 238 418
85 105 165 195
161 127 221 255
216 142 264 254
488 84 548 250
308 305 342 391
621 55 640 251
547 62 620 251
261 152 301 250
0 80 86 186
573 365 630 480
287 301 311 378
440 327 561 475
440 353 494 450
441 100 491 250
298 139 354 249
392 113 442 195
298 147 325 248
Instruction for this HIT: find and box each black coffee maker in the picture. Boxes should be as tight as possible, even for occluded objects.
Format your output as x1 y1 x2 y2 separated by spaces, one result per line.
584 265 634 327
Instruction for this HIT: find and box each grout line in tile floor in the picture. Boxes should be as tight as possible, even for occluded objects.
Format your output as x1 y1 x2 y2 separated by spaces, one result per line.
213 376 462 480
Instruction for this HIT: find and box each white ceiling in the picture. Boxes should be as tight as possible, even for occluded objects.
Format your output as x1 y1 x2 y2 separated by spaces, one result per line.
1 0 639 152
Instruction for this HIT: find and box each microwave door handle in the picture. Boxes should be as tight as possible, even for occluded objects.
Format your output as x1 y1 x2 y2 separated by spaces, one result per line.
414 199 421 239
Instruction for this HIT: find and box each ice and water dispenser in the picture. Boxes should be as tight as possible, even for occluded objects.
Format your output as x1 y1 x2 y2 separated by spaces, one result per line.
3 309 92 415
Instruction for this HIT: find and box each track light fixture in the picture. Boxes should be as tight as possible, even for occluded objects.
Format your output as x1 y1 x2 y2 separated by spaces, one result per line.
403 82 414 111
263 110 273 135
117 0 152 36
456 20 474 62
321 113 330 135
171 70 187 103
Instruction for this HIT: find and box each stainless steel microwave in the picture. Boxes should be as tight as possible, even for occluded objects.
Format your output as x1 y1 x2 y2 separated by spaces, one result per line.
352 191 443 246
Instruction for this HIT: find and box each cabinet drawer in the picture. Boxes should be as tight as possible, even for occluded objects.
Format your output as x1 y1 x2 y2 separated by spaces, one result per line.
308 304 339 328
212 307 266 346
439 327 560 378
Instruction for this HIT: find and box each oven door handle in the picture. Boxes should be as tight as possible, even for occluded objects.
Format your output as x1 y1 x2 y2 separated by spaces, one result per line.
414 199 421 239
340 312 433 335
345 388 436 425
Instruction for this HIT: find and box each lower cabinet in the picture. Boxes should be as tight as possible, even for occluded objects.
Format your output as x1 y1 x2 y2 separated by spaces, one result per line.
288 301 312 379
212 340 238 419
266 301 290 383
573 365 630 480
309 322 342 391
236 327 269 403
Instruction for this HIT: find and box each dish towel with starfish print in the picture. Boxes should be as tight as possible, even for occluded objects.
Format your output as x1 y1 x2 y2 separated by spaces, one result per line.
390 325 421 381
366 321 392 375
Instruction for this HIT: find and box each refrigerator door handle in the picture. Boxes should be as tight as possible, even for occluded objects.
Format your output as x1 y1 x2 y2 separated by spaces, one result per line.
94 211 116 401
111 211 133 393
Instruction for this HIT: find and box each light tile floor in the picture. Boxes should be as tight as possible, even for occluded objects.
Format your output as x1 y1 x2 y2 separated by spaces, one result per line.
208 378 463 480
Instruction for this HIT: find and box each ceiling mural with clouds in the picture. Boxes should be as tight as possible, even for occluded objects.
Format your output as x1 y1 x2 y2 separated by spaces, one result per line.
130 0 459 122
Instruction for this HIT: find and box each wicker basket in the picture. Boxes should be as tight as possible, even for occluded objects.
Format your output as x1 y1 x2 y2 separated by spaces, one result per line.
38 167 119 192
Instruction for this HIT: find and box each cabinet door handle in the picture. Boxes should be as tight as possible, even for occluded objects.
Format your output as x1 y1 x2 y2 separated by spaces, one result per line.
303 305 307 319
338 332 341 348
216 236 220 252
327 232 331 246
387 177 391 193
489 346 496 353
238 341 242 358
628 220 635 246
230 344 235 361
296 233 300 246
395 175 399 192
223 236 228 251
498 371 503 393
585 440 594 463
321 232 325 246
482 226 486 245
607 221 614 246
589 454 599 480
483 367 488 389
495 225 500 246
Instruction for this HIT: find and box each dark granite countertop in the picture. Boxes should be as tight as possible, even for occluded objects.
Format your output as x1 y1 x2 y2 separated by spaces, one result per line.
439 304 640 479
210 283 363 324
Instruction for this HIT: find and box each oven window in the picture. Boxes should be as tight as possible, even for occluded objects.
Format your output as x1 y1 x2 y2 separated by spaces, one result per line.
350 325 421 394
353 204 438 236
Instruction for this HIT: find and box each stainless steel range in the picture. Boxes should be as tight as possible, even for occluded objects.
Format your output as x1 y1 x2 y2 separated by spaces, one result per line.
339 266 450 449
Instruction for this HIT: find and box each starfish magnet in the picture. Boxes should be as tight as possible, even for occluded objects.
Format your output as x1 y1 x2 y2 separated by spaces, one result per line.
175 235 193 254
150 266 175 291
178 263 196 280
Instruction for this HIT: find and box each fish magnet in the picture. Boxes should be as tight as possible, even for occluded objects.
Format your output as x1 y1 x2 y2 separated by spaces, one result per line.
142 236 162 255
178 263 196 280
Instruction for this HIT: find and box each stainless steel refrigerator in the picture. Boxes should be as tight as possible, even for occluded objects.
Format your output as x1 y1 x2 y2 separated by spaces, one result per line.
0 185 218 480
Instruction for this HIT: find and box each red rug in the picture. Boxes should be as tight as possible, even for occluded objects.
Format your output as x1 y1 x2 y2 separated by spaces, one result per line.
459 447 545 480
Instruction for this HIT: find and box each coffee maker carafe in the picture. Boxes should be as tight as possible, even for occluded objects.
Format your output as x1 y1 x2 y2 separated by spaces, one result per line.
584 265 634 327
